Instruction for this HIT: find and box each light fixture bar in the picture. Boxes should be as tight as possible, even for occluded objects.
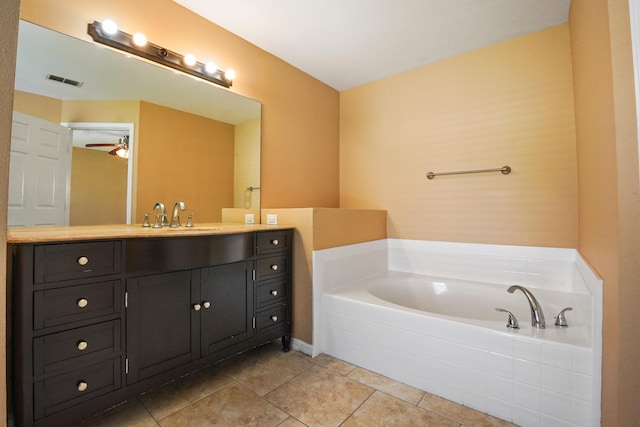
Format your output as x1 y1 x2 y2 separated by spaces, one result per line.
87 21 232 88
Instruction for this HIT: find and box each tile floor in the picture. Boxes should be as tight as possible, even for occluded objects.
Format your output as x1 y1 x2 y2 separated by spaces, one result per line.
84 342 517 427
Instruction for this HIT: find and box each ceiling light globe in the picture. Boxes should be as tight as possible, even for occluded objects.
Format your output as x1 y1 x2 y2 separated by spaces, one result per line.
183 54 197 66
205 61 218 74
101 20 118 35
225 69 236 81
133 33 147 47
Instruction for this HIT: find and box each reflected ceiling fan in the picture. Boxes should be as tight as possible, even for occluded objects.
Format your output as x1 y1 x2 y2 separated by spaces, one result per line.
85 135 129 158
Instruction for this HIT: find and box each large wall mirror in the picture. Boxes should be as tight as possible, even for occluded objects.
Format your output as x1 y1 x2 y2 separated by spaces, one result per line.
10 20 261 227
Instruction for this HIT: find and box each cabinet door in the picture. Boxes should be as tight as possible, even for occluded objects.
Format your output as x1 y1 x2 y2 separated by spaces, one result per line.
126 270 198 384
200 261 253 356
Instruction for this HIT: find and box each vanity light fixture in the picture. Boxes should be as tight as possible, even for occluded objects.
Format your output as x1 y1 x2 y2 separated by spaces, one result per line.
87 20 235 88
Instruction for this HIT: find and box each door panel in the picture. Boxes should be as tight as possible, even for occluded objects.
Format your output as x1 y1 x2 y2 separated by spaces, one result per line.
9 111 71 226
126 270 196 384
200 261 253 355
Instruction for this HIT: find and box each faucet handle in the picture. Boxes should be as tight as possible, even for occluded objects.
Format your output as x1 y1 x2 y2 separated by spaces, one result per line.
554 307 573 327
153 213 165 229
495 308 519 329
186 213 195 227
142 213 151 227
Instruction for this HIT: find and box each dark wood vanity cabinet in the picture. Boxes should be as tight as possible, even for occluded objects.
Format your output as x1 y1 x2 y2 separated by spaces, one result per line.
9 229 293 427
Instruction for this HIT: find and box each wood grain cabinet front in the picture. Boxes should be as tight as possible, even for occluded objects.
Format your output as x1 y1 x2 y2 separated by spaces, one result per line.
10 229 293 427
33 280 121 329
34 241 121 283
33 320 121 376
33 357 121 420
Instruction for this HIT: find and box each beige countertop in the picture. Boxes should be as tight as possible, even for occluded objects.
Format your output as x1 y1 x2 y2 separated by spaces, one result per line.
7 223 294 243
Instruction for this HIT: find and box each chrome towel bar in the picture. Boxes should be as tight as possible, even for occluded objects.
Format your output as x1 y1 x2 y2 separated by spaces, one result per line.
426 166 511 180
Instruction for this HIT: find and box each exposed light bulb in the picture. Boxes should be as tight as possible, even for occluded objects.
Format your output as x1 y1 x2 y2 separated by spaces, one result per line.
204 61 217 74
132 33 147 47
183 54 197 66
225 69 236 81
116 148 129 159
101 20 118 35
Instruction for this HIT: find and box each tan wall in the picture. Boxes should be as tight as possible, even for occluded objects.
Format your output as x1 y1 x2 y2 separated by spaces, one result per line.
136 101 234 223
234 118 261 209
570 0 640 425
62 99 140 124
19 0 340 210
1 0 21 422
340 24 578 248
13 90 62 122
262 208 387 343
70 147 128 225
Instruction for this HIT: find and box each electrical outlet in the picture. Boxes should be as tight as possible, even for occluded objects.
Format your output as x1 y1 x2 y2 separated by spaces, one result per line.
244 213 255 224
266 214 278 225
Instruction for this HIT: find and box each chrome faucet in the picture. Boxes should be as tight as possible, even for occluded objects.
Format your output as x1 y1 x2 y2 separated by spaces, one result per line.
170 201 186 228
153 202 169 227
507 285 546 328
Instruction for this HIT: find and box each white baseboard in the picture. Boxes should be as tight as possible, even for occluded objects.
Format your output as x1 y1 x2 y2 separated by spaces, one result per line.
291 338 313 356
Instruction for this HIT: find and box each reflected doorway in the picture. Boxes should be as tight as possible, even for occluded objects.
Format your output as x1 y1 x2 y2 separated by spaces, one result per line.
64 122 134 225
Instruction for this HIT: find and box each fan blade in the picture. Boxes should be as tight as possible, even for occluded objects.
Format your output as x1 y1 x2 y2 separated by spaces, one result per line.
86 143 117 147
108 147 120 155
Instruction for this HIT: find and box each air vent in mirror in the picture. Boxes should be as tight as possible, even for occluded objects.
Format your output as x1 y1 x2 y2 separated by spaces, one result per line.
45 74 83 87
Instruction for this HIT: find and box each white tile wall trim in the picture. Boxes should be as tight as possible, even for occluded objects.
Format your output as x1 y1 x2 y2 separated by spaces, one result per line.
313 239 602 427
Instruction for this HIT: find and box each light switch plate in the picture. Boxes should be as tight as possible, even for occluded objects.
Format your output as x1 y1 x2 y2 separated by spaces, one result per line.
244 214 255 224
266 214 278 225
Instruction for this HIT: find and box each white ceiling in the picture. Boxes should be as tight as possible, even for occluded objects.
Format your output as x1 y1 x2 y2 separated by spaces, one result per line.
174 0 571 91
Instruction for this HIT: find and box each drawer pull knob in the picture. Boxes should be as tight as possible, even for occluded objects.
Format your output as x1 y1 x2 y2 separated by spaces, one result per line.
271 290 278 296
77 340 88 351
77 298 88 308
270 264 279 271
271 239 279 246
203 301 211 309
77 256 89 266
77 381 88 392
193 303 201 311
271 315 278 322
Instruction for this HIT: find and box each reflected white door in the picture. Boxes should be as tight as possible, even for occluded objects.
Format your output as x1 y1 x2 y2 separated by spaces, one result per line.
9 112 71 226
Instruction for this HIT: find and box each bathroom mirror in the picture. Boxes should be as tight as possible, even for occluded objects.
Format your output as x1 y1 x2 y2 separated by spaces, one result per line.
11 20 261 226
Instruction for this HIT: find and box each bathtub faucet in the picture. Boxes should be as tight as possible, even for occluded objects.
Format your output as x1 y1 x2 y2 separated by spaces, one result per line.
507 285 545 329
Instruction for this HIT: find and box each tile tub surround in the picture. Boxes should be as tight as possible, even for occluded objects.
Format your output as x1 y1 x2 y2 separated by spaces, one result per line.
314 239 603 427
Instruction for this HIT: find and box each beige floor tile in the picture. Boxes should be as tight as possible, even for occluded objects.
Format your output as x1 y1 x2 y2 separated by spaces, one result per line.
347 367 424 404
82 399 159 427
311 354 356 376
265 365 374 427
277 417 308 427
223 343 313 395
158 383 288 426
342 391 459 427
419 393 515 427
139 364 234 420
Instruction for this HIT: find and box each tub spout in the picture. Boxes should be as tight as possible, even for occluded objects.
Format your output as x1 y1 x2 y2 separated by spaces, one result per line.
507 285 545 328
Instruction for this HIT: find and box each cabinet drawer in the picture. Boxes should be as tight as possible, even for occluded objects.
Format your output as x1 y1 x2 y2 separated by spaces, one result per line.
255 256 289 281
34 357 121 419
256 230 290 255
34 281 121 329
34 241 121 283
34 320 121 375
256 304 289 332
256 279 288 309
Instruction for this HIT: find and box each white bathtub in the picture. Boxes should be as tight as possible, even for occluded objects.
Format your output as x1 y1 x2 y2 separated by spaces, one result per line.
363 271 591 348
314 239 602 427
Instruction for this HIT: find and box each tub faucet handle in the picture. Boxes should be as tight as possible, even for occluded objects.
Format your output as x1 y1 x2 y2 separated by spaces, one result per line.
554 307 573 327
495 308 519 329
